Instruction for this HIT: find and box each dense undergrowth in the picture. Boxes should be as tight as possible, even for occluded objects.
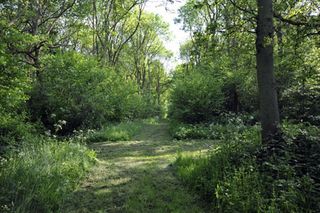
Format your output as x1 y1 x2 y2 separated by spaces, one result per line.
0 119 155 212
170 113 256 140
1 1 319 211
173 116 320 212
0 138 96 212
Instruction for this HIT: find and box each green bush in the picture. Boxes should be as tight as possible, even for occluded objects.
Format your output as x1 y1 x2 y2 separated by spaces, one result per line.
176 136 260 204
86 121 143 143
170 122 210 140
175 121 320 212
29 51 151 134
169 71 225 123
281 76 320 125
0 21 31 116
0 138 96 212
256 128 320 211
0 114 37 154
0 25 34 154
215 163 265 212
170 113 259 140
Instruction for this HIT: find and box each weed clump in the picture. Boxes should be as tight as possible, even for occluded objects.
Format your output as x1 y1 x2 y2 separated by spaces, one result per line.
0 138 96 212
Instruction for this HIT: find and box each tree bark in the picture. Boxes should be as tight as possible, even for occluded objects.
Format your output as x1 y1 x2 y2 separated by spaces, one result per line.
256 0 280 142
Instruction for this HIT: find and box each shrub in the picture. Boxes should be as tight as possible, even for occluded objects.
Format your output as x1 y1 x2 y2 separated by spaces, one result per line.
176 128 260 201
0 32 33 153
170 123 210 140
0 138 96 212
170 113 259 140
29 51 151 134
169 71 224 123
175 121 320 212
0 114 37 155
256 128 320 211
215 163 265 212
281 82 320 125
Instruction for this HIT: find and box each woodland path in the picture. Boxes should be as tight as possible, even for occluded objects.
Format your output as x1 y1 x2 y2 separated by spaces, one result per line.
63 122 216 213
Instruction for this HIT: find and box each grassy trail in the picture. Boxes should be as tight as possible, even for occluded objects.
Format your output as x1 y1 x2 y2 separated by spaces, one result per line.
63 122 216 212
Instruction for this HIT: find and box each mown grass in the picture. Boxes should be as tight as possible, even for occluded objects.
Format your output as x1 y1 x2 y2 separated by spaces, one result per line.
0 138 96 212
63 121 217 212
124 165 204 213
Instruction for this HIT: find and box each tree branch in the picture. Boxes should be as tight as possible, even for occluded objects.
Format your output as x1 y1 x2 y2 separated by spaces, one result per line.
273 12 320 28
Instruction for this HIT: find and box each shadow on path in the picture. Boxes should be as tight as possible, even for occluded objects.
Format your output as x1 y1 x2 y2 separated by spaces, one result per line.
62 122 216 212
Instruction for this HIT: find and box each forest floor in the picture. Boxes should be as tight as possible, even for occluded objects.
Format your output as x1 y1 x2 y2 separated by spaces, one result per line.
63 121 218 212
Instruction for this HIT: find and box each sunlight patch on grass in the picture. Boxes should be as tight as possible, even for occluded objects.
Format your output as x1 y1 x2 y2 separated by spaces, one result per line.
94 188 112 195
125 167 204 213
63 123 220 212
110 177 132 186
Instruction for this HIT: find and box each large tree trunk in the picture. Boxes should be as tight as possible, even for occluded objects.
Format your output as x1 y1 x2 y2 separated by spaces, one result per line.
256 0 280 142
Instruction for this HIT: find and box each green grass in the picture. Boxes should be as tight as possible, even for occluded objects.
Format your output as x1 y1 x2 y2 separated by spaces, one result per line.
86 121 143 143
124 165 204 213
62 121 218 212
175 122 320 212
176 143 264 212
169 120 254 140
0 138 96 212
3 119 317 212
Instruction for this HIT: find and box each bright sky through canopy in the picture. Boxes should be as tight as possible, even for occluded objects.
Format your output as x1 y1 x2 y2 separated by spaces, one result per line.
145 0 189 71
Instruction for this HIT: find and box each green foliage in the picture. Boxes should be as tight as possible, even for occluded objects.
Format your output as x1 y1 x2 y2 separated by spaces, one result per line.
277 34 320 125
0 41 30 114
169 71 224 123
177 0 320 120
86 121 143 143
175 121 320 212
281 83 320 125
29 52 149 133
170 122 210 140
215 163 265 212
170 113 258 140
0 138 96 212
0 115 35 152
257 123 320 211
1 0 320 211
0 20 34 151
176 131 261 209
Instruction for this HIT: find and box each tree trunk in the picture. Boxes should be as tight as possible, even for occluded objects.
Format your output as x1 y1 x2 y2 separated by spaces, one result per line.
256 0 280 142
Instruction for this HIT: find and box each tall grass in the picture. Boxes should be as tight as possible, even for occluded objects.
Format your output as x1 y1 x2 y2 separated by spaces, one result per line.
86 121 143 142
175 121 320 212
0 138 96 212
176 126 261 206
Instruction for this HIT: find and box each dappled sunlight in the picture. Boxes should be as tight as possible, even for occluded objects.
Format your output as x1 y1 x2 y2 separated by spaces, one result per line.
2 0 319 211
109 177 132 187
91 137 218 159
62 123 218 212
